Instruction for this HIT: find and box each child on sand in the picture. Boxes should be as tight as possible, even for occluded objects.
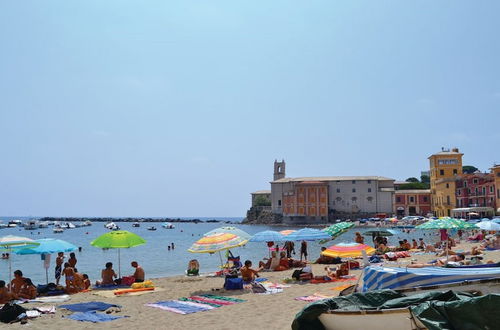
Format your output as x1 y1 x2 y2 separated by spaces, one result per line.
82 274 91 290
240 260 261 282
63 262 76 292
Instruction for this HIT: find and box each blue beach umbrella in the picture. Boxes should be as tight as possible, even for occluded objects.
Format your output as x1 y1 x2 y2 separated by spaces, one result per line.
286 228 331 241
16 238 78 283
475 221 500 231
249 230 286 242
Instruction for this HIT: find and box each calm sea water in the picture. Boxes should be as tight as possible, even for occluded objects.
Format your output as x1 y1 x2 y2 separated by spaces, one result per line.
0 220 442 285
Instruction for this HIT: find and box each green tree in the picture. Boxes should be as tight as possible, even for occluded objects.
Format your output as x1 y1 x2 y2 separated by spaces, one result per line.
462 165 479 174
254 195 271 207
398 182 430 190
420 175 430 184
405 177 420 183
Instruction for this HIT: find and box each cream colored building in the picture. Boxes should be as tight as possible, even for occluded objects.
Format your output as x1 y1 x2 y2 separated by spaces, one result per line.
269 161 395 224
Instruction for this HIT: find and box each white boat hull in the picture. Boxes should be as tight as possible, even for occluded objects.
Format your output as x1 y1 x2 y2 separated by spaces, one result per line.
319 308 426 330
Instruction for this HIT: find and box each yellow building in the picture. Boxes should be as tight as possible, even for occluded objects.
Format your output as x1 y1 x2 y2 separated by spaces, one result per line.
428 148 463 217
491 164 500 215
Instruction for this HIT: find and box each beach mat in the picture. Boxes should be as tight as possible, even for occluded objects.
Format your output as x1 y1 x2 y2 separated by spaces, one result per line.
60 301 120 312
295 293 335 302
146 294 245 315
93 287 165 298
29 295 71 303
67 311 128 323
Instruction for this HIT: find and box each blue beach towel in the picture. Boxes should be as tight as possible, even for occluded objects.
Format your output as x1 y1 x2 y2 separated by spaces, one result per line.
67 311 128 323
60 301 120 312
146 300 211 314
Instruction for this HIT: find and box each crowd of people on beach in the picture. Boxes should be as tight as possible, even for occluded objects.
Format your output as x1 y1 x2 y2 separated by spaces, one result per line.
0 251 147 303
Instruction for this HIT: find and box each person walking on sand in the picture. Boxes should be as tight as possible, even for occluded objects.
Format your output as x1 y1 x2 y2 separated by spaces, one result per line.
300 240 308 262
55 252 64 285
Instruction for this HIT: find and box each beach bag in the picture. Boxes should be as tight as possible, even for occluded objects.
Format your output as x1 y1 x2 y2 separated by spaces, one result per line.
0 303 26 323
224 277 243 290
291 269 302 281
121 276 135 286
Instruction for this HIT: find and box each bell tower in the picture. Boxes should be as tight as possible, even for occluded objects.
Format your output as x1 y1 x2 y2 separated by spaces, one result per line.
274 159 286 181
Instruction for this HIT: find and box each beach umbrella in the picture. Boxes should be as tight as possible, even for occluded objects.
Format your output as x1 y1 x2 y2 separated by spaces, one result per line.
249 230 286 242
475 221 500 231
493 219 500 224
279 230 296 236
15 238 77 284
416 218 477 263
416 218 477 230
188 232 248 270
321 242 376 258
0 235 40 290
286 228 331 241
323 223 355 239
362 229 399 237
91 230 146 278
203 226 252 240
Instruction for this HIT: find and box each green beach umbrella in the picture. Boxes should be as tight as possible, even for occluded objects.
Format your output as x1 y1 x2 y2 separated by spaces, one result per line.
323 222 355 239
91 230 146 278
416 218 477 230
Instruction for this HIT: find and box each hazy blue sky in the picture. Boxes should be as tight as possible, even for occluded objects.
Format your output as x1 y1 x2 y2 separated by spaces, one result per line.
1 1 499 217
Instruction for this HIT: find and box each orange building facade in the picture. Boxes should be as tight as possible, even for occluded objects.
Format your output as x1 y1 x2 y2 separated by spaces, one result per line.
282 182 328 217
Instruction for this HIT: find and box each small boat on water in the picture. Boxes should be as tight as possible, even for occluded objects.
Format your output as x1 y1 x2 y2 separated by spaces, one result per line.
84 220 92 226
104 222 119 230
8 220 22 228
0 222 8 229
24 220 39 230
38 221 49 228
147 226 157 231
162 222 175 229
53 227 64 233
132 222 140 227
61 222 76 229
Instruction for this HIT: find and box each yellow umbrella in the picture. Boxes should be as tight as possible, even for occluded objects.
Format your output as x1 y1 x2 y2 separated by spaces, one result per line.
322 243 375 258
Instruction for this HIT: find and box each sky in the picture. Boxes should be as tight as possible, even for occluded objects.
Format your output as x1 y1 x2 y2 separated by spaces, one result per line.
1 1 499 217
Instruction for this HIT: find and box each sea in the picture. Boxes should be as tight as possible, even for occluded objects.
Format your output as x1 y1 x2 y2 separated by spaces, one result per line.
0 217 443 285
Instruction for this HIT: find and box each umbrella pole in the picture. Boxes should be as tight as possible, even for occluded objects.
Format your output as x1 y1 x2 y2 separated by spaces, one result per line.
46 267 49 284
118 249 121 278
8 248 12 292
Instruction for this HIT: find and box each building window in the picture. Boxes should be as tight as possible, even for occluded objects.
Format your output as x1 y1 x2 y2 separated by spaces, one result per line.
453 169 457 175
396 197 401 203
367 180 371 184
368 188 372 193
423 196 428 202
352 188 356 193
446 183 449 188
464 181 467 187
352 180 356 184
440 169 444 176
457 189 461 195
409 196 415 203
367 196 373 202
475 188 478 195
482 187 486 195
468 188 471 194
336 197 342 202
490 186 494 193
446 196 450 205
278 200 281 206
351 197 357 202
473 179 478 184
336 188 340 193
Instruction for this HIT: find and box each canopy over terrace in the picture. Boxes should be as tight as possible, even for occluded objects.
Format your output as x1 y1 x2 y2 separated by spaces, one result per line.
452 207 495 219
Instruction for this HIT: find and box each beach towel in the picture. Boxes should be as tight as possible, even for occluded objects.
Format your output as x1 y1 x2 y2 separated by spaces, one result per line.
29 295 71 303
145 300 213 315
146 295 245 315
67 311 128 323
60 301 119 312
295 293 334 302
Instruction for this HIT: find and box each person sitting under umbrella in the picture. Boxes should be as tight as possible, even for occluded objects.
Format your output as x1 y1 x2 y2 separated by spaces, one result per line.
9 270 25 295
96 262 118 286
18 278 37 299
130 261 145 283
0 280 17 303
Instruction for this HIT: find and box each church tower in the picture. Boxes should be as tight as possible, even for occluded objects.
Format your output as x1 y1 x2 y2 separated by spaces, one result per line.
274 159 286 181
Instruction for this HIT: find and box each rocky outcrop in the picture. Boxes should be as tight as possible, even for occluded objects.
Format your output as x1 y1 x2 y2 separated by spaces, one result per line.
243 207 282 225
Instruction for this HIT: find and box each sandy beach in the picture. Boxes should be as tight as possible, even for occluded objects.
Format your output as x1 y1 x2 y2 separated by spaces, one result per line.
11 241 498 330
